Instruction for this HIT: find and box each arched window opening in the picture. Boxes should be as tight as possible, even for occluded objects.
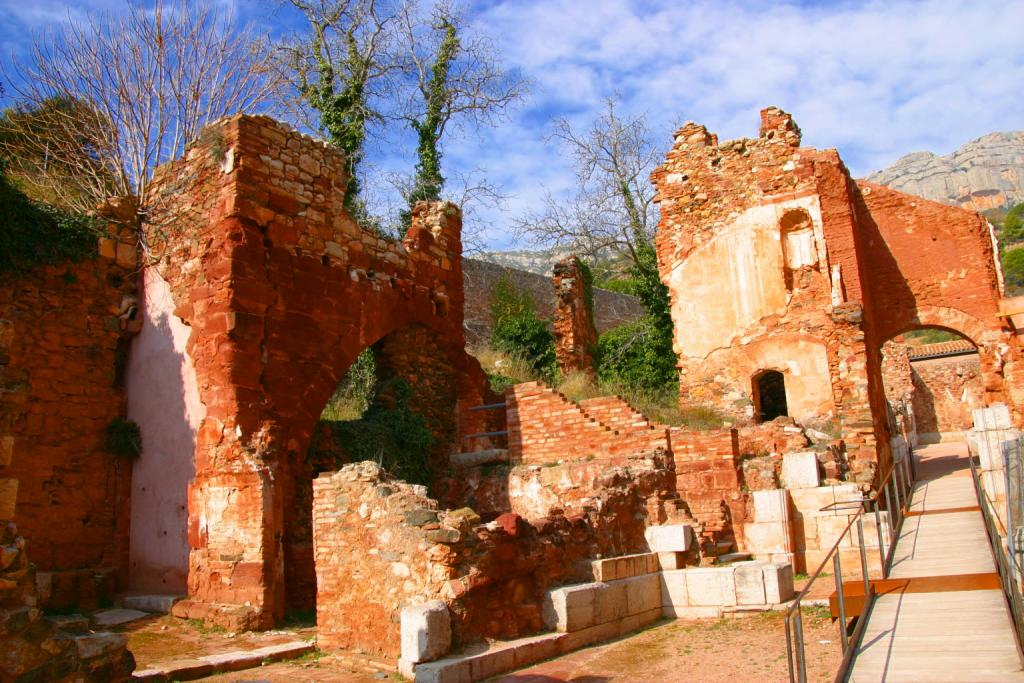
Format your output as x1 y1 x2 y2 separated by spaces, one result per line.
780 208 816 291
753 370 789 423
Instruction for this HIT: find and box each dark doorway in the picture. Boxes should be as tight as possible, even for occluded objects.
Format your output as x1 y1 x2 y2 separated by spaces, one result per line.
754 370 788 422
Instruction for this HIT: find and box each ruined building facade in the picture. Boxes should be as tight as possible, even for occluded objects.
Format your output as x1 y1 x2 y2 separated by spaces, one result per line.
652 107 1024 482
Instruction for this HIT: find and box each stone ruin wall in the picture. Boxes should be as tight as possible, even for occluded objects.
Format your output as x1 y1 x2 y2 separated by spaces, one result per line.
0 226 139 610
551 256 598 376
313 457 675 657
882 340 984 439
461 258 643 348
140 114 495 630
652 106 1024 485
651 107 882 479
0 227 139 679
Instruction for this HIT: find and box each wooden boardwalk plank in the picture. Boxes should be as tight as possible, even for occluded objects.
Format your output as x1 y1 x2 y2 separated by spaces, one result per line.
847 443 1024 682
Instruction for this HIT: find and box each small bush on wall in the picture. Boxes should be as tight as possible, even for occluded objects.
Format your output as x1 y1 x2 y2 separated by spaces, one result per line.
106 417 142 460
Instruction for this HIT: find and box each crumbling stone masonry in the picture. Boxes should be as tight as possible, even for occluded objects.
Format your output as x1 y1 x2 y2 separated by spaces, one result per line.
0 235 138 680
652 107 1023 484
551 256 598 376
139 115 494 630
0 224 139 609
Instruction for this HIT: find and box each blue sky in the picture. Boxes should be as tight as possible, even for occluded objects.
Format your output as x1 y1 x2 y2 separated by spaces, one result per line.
2 0 1023 251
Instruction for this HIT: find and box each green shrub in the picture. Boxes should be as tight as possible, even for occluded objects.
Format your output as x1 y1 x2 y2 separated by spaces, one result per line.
596 316 676 391
329 379 434 486
489 277 557 378
106 417 142 460
1003 247 1024 296
0 161 98 277
321 349 376 421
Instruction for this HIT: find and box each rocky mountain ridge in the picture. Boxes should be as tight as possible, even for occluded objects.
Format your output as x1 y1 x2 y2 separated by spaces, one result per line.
865 131 1024 211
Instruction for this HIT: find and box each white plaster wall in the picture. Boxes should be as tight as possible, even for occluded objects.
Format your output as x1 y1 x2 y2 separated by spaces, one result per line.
669 196 825 360
740 336 833 422
125 267 205 593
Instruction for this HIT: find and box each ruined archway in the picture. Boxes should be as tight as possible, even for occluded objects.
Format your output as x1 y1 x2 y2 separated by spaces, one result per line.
285 323 460 611
132 115 495 630
753 370 789 422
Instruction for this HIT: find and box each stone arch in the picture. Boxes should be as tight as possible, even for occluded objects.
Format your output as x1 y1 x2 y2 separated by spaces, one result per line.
752 369 789 422
779 208 816 291
136 116 496 630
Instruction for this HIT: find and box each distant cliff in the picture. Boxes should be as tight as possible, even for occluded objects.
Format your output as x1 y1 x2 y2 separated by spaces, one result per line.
865 131 1024 211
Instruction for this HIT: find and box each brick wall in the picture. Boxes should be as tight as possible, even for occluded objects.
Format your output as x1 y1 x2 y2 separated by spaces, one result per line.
313 460 673 655
552 256 597 375
506 383 668 464
0 235 137 601
145 115 492 629
911 354 984 435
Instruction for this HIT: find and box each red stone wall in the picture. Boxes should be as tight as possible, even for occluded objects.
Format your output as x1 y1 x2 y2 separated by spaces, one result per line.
911 354 984 435
313 460 673 655
651 105 1023 484
0 239 137 600
146 115 490 629
650 107 881 479
551 256 597 376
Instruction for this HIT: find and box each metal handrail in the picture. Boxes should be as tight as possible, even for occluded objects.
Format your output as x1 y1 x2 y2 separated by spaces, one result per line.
784 450 916 683
969 453 1024 664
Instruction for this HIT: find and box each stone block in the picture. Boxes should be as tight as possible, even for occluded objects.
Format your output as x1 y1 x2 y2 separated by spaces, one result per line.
660 569 689 615
72 631 128 661
468 645 516 681
644 524 692 552
542 583 598 632
511 633 567 667
752 489 790 522
743 520 792 555
657 552 686 570
815 514 856 550
974 403 1012 431
0 478 17 520
92 608 149 627
593 581 627 624
592 552 658 581
733 561 768 605
685 567 737 607
763 562 795 603
788 484 860 518
411 657 472 683
122 594 184 614
617 607 662 636
400 600 451 664
622 574 661 615
781 452 820 489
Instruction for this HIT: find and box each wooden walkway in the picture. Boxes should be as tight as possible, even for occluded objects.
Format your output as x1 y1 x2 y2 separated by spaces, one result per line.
848 442 1024 682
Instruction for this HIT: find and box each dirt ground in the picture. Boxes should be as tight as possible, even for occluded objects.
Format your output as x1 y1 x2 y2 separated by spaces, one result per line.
185 606 842 683
488 607 842 683
114 613 316 671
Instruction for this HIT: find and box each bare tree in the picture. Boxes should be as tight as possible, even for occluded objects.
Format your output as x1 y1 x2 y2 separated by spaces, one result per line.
1 1 279 225
513 96 659 269
395 0 528 223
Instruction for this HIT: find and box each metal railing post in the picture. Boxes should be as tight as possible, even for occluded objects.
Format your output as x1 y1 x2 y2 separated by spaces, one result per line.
874 503 887 579
785 614 796 683
884 480 896 535
834 552 848 653
794 608 807 683
858 515 871 596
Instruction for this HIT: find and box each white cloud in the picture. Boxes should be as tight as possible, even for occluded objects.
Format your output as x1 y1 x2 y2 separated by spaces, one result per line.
2 0 1022 250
